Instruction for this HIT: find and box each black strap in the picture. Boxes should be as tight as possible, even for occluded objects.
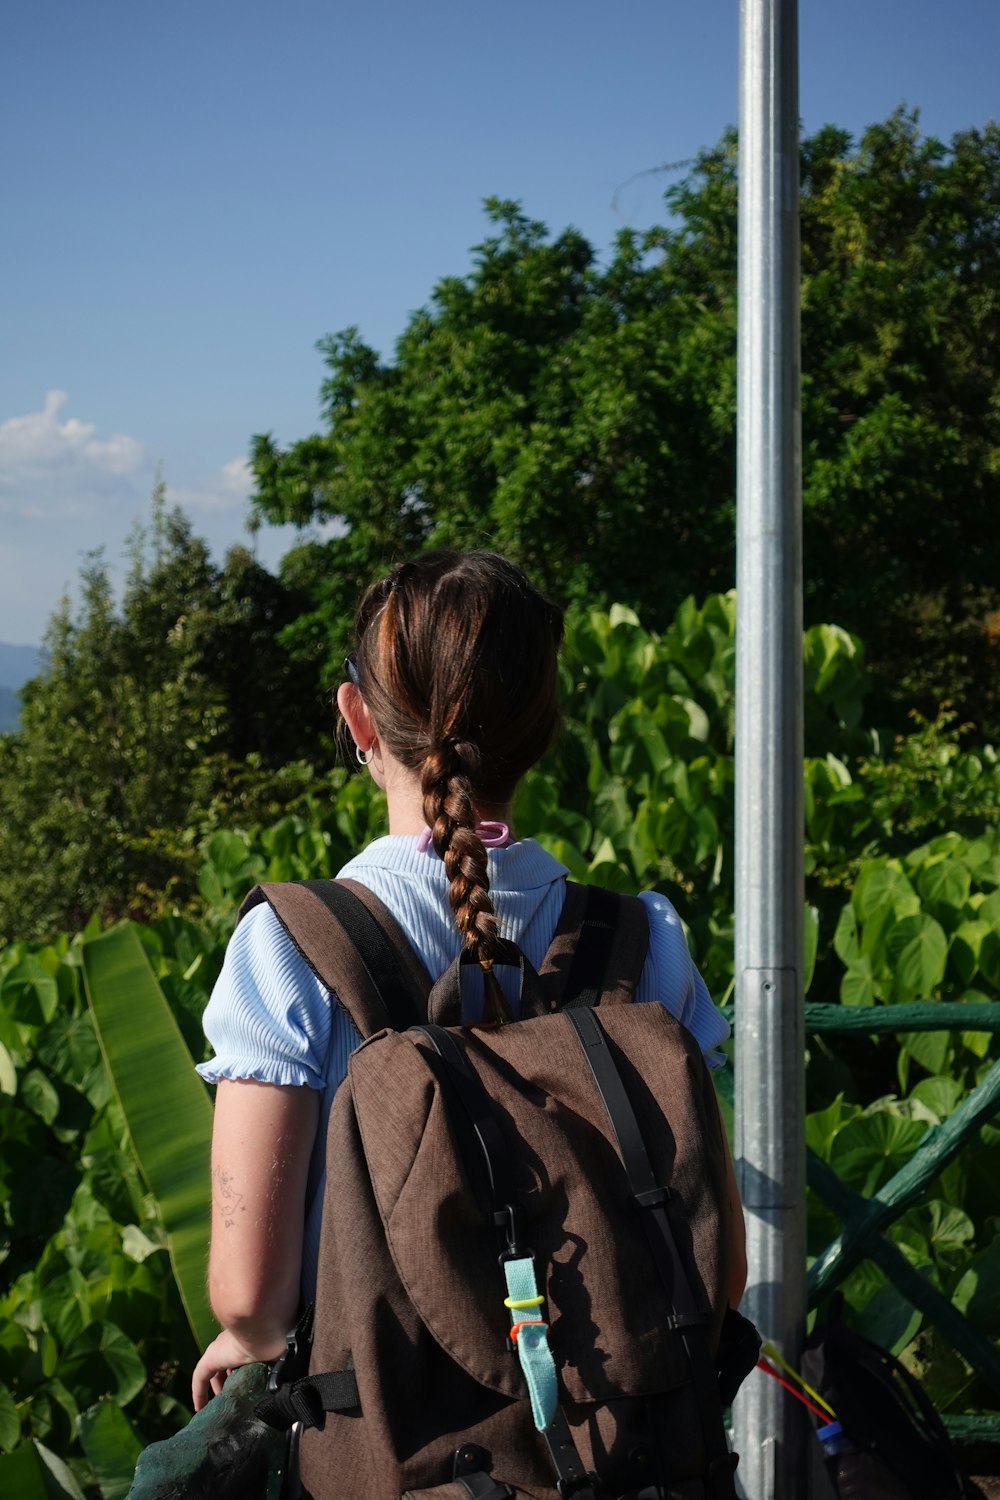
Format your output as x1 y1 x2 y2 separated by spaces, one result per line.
544 1407 599 1498
412 1026 521 1247
559 885 624 1010
455 1474 514 1500
299 879 424 1032
255 1365 360 1430
564 1008 737 1500
413 1026 597 1499
566 1008 702 1322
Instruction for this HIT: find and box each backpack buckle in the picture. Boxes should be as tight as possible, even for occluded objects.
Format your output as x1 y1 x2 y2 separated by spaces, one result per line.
267 1305 313 1392
634 1185 670 1209
494 1205 525 1258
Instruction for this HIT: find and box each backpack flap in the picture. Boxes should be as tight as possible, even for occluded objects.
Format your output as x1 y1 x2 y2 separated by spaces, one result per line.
345 1002 731 1407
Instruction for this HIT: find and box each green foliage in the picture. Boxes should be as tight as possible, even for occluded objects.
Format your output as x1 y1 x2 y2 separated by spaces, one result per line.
0 919 226 1494
82 928 216 1348
0 484 335 946
1 593 999 1483
249 114 1000 739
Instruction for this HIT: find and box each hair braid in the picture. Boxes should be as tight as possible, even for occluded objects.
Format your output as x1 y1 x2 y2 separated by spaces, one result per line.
348 551 563 1025
421 745 509 1029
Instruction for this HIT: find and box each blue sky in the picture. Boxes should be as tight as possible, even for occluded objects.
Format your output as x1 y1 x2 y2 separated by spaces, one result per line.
2 0 997 646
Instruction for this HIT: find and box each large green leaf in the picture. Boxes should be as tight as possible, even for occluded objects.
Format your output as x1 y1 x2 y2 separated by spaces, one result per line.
78 1400 143 1500
829 1110 929 1196
59 1322 146 1409
0 1439 87 1498
884 912 948 999
917 858 972 918
82 924 216 1348
840 956 875 1007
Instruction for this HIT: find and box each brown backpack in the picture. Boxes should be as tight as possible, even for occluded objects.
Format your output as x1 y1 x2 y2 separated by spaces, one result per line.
244 878 756 1500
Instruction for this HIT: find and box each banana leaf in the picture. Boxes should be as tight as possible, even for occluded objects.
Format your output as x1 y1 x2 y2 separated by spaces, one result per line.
0 1439 87 1498
82 924 216 1347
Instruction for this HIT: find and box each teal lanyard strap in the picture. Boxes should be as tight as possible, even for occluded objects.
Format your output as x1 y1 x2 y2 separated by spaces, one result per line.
503 1255 558 1433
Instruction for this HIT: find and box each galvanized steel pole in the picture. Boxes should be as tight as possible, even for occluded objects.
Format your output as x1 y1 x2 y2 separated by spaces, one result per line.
732 0 806 1496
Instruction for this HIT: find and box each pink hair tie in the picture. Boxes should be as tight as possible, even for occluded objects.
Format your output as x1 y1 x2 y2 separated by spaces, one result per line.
477 821 511 847
417 821 511 854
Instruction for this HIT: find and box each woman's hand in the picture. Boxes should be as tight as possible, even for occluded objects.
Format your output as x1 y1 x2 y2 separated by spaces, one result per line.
192 1327 283 1412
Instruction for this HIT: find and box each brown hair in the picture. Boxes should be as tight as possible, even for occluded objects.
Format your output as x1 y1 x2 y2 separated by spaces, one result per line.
350 551 563 1026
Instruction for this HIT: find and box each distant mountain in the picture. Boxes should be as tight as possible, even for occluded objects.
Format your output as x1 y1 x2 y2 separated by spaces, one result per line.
0 686 21 734
0 643 42 734
0 642 42 691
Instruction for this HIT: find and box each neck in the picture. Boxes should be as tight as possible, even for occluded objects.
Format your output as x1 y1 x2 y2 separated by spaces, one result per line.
383 766 513 837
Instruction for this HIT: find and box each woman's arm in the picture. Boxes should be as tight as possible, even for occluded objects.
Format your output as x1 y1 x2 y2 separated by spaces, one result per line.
191 1078 319 1410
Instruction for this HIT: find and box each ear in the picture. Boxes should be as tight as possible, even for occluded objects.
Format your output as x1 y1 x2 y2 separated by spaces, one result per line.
336 682 377 756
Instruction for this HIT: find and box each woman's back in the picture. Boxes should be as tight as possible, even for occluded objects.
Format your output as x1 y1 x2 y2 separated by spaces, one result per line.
198 833 731 1298
191 548 746 1487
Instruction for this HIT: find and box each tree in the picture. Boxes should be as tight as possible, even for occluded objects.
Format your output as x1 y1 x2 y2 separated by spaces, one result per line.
249 114 1000 734
0 486 334 943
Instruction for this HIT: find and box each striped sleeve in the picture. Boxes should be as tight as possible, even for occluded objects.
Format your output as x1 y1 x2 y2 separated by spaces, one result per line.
196 902 350 1089
635 891 731 1069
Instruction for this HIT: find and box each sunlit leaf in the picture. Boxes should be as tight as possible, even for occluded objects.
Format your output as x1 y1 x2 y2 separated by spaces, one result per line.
839 957 875 1007
805 1094 862 1160
82 925 215 1348
908 1075 963 1121
0 1042 16 1096
898 1028 950 1078
853 863 916 924
884 912 947 999
917 858 972 917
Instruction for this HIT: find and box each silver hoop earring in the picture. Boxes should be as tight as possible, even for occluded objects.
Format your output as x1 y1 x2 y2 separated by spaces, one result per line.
356 741 375 767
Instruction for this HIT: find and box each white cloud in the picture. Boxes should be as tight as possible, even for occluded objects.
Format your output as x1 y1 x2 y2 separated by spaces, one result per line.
164 455 255 514
0 394 296 641
0 390 145 519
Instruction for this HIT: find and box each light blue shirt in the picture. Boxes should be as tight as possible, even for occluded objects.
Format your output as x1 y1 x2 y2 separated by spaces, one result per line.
197 835 729 1297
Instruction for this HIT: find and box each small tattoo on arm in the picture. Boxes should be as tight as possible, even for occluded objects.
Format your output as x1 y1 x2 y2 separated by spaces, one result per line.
212 1167 245 1228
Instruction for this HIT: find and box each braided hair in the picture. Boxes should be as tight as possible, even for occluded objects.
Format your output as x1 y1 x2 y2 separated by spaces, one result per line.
349 552 563 1027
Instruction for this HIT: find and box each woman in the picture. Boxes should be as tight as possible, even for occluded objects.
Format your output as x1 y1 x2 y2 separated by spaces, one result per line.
191 549 746 1412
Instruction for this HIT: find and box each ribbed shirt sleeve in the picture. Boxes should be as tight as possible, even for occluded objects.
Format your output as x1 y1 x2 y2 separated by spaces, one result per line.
635 890 730 1069
196 903 357 1089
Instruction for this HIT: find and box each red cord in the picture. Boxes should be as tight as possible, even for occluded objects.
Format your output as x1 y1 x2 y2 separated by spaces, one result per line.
756 1358 832 1422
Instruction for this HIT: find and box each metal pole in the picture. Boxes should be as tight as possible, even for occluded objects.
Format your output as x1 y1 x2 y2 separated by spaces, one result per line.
732 0 805 1495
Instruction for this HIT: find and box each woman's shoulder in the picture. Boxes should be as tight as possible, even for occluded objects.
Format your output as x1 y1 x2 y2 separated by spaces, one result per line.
226 899 318 986
635 888 730 1067
196 903 336 1089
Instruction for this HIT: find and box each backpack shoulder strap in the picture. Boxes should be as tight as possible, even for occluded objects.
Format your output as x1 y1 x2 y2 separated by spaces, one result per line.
536 881 650 1011
238 878 430 1039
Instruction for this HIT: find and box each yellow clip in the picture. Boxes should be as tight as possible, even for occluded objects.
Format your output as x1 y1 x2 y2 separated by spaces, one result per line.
503 1295 545 1310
